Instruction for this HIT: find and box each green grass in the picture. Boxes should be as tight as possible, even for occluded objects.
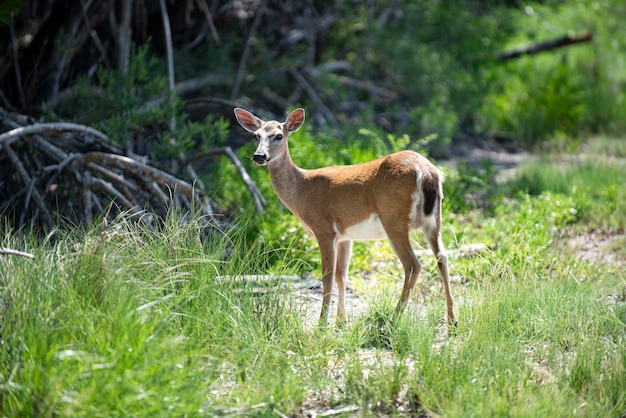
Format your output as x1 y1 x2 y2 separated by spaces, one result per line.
505 152 626 231
2 141 626 417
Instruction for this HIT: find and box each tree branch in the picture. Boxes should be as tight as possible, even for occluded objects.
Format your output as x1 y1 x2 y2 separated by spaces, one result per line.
79 0 112 69
158 0 176 131
2 143 54 227
0 247 35 259
9 13 26 108
195 0 220 46
187 146 267 212
230 2 266 101
289 68 337 129
78 151 216 217
499 31 593 61
0 122 110 148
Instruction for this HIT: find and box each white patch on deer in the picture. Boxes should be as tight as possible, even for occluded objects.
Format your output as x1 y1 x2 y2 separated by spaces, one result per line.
409 171 424 227
340 214 387 241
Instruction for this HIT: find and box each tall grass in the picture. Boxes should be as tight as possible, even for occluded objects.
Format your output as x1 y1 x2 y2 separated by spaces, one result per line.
2 143 626 416
0 214 317 416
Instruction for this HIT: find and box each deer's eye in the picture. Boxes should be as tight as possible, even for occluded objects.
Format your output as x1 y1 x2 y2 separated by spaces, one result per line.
273 133 283 142
253 133 260 143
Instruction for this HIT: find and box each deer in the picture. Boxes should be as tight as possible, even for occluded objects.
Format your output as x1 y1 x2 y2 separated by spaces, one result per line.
234 107 456 328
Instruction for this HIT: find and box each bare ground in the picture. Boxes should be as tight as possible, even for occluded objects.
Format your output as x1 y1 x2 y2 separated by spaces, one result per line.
568 231 625 268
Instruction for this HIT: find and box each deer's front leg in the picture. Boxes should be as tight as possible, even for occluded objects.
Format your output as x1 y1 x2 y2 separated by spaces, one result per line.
317 235 337 327
335 240 353 325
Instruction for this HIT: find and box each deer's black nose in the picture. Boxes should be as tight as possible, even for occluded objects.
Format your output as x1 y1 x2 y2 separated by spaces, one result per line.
253 153 267 164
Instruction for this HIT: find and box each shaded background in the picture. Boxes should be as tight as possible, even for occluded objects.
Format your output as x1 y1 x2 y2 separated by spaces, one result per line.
1 0 625 228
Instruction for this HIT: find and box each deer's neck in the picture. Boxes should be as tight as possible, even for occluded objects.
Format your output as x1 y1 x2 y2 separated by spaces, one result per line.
267 151 305 208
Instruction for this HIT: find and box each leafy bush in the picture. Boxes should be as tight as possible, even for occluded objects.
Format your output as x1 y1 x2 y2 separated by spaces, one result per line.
322 0 512 149
479 0 626 143
313 0 626 146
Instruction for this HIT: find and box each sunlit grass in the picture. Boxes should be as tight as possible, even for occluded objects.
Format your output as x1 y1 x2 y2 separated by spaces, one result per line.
504 146 626 232
583 135 626 158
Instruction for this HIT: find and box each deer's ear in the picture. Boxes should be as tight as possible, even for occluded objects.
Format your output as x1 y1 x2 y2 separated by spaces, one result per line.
234 108 264 133
284 108 305 133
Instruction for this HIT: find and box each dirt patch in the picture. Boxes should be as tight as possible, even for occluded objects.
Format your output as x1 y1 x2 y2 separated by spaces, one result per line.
293 278 369 329
568 231 626 268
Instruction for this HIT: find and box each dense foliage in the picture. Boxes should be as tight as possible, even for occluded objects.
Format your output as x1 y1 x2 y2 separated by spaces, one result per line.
2 0 624 230
2 0 625 146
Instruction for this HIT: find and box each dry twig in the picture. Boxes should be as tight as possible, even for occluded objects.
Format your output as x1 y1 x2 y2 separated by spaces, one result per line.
0 247 35 259
189 146 267 212
194 0 220 45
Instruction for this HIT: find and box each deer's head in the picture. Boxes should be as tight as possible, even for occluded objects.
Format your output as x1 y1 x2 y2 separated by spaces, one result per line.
234 108 305 166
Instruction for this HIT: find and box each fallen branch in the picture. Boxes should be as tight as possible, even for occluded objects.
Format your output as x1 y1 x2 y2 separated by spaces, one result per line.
0 122 110 148
499 31 593 61
220 146 266 212
0 108 267 230
90 177 137 211
415 243 489 259
318 405 360 417
81 152 199 198
0 112 220 228
0 247 35 259
2 142 54 227
84 161 141 204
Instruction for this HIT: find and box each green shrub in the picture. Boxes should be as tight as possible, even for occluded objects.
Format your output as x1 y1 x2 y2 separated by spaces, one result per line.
480 0 626 143
444 160 499 213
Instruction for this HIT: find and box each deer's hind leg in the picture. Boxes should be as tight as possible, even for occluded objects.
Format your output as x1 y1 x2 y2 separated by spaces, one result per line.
423 216 456 326
381 220 423 314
